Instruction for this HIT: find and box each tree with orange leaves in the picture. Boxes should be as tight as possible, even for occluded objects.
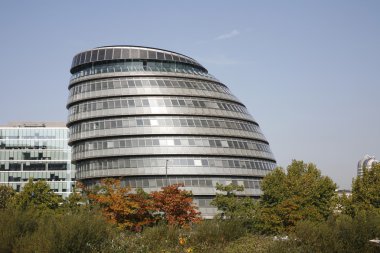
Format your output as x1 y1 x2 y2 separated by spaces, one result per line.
88 180 201 230
128 188 157 231
88 178 156 231
151 184 201 227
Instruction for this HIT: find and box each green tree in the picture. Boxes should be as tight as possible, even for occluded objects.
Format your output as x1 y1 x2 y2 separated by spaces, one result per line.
258 160 337 234
351 163 380 214
61 182 89 212
14 178 62 210
0 185 15 209
211 183 256 220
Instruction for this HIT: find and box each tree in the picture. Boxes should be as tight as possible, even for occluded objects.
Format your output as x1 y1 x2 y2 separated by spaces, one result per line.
211 183 256 220
88 178 155 231
128 188 157 231
258 160 337 234
151 184 201 227
61 182 89 212
88 180 201 230
14 178 62 210
350 163 380 214
0 185 15 209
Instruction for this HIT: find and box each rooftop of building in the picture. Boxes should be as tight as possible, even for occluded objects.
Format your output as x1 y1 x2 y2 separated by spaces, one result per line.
358 154 378 169
95 45 197 62
0 122 67 128
70 45 206 74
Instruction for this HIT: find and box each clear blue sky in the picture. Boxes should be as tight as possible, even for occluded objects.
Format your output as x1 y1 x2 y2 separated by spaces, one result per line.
1 1 379 189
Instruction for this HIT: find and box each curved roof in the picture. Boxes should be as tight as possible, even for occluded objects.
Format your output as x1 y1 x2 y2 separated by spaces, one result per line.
70 45 206 73
96 45 198 61
358 154 378 169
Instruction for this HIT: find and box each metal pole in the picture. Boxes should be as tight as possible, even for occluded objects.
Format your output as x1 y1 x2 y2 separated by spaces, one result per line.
165 159 169 186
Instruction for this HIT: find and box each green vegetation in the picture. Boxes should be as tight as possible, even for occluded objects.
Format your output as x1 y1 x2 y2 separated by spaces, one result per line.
211 183 257 220
350 163 380 214
269 212 380 253
2 209 114 253
1 160 379 252
13 178 62 211
0 185 15 209
257 160 337 234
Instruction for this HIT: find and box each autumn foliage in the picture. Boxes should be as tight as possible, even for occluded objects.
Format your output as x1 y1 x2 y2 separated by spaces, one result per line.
151 184 201 227
88 179 149 230
88 179 201 231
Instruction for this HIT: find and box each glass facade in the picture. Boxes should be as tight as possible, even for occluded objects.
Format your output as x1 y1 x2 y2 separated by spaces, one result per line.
68 77 233 97
67 46 276 218
70 60 214 81
357 154 378 177
68 96 250 117
0 123 75 198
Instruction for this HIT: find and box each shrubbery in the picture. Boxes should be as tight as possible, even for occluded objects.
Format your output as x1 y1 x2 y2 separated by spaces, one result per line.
0 208 115 253
269 211 380 253
1 161 380 252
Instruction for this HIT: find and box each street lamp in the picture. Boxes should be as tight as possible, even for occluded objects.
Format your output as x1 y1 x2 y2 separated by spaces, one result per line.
165 159 169 186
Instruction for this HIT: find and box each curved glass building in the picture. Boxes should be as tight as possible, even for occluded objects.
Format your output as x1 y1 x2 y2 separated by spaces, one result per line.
67 46 276 217
357 154 378 177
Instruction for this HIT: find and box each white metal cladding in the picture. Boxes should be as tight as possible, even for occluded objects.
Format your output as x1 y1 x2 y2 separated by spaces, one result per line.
67 78 240 105
67 46 276 217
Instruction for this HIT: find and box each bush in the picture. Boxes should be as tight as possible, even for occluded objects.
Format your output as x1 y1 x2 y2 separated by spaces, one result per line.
0 208 39 253
102 223 183 253
334 211 380 253
222 234 273 253
111 220 250 253
186 219 247 252
0 207 116 253
17 211 114 253
269 211 380 253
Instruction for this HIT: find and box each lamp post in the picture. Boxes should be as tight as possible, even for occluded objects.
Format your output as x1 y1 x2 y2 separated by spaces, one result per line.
165 159 169 186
